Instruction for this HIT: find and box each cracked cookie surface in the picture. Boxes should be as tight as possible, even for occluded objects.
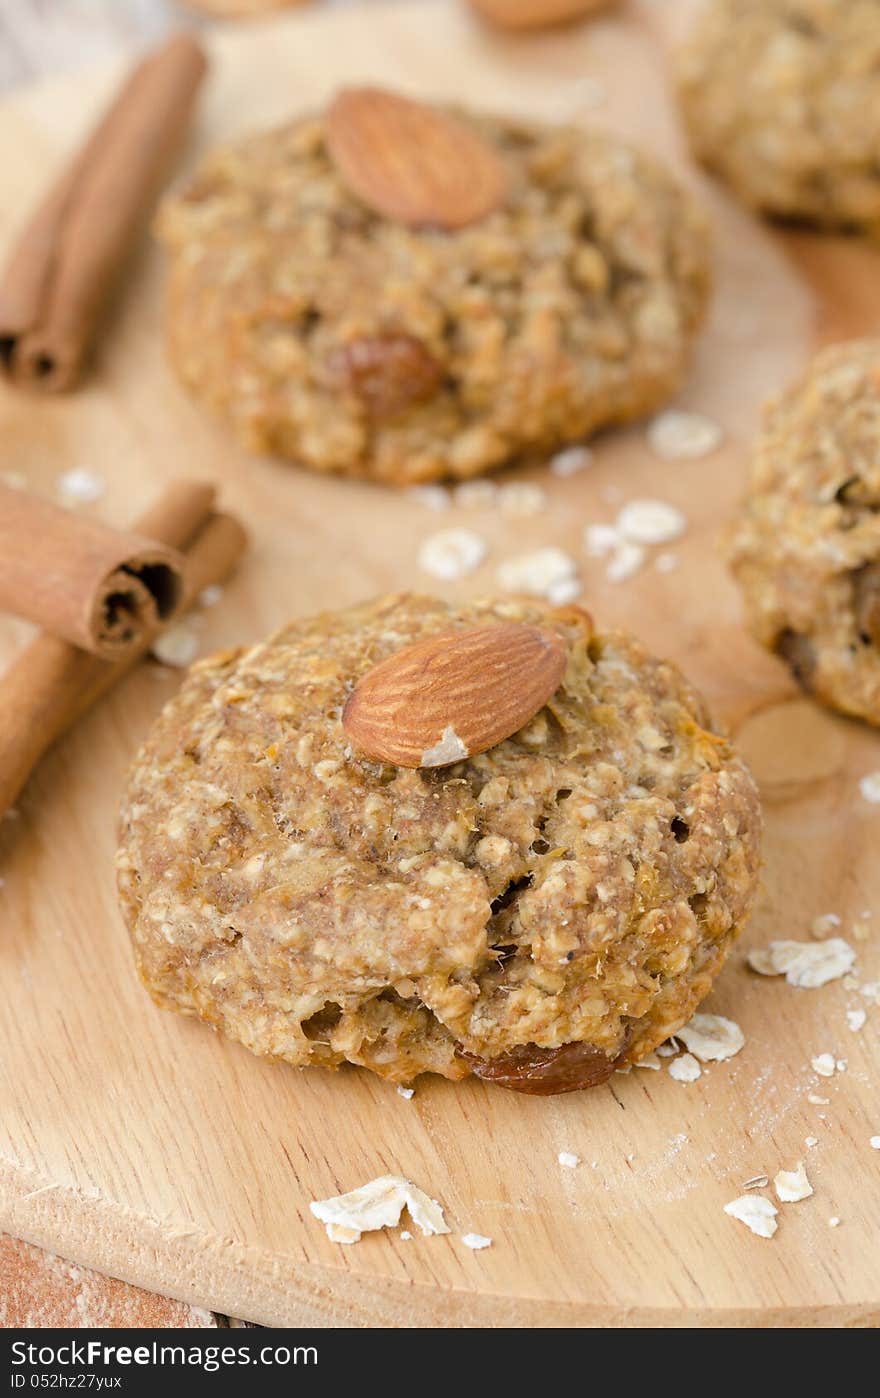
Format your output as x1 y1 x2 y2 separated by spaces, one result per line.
678 0 880 231
156 110 709 484
117 594 761 1088
729 339 880 724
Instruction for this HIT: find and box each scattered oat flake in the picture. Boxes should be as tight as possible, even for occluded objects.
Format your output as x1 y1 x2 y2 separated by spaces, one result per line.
635 1051 662 1070
811 1053 836 1077
808 1094 829 1105
811 913 841 940
57 467 105 504
859 771 880 804
774 1162 813 1203
418 527 486 581
846 1009 867 1032
453 479 497 508
546 575 583 605
461 1233 492 1250
606 541 645 584
397 1086 415 1100
310 1175 449 1245
558 1151 580 1169
496 546 577 598
648 410 723 461
747 937 855 987
584 522 620 557
408 484 450 511
151 621 199 669
724 1194 778 1239
550 444 593 477
742 1174 769 1191
498 481 546 517
655 1039 678 1056
654 552 679 573
668 1052 701 1082
677 1012 744 1062
616 499 686 546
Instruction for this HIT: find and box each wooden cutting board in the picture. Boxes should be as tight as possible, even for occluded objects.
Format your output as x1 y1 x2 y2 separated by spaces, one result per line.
1 0 878 1328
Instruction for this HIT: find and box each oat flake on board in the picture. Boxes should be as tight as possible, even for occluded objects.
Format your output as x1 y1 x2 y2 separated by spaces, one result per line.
723 1195 778 1239
310 1175 449 1245
747 938 855 987
676 1012 744 1061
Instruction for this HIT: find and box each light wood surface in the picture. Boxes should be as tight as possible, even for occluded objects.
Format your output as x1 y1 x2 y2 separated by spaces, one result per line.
1 0 879 1328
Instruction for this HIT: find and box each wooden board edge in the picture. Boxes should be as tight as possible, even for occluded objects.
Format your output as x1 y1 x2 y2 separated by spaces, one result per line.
3 1161 876 1328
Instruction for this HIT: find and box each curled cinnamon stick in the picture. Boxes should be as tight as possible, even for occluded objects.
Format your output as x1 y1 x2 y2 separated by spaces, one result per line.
0 34 207 393
0 482 247 821
0 483 186 659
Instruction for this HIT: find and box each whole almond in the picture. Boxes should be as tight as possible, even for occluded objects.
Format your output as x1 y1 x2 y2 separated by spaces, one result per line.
467 0 616 30
325 87 508 230
342 622 567 768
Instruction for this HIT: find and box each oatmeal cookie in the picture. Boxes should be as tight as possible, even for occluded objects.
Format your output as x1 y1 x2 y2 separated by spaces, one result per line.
156 107 710 484
729 339 880 724
678 0 880 231
117 594 760 1091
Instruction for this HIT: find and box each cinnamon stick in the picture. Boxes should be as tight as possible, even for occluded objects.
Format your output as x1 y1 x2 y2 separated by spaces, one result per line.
0 483 186 659
0 482 247 821
0 34 207 393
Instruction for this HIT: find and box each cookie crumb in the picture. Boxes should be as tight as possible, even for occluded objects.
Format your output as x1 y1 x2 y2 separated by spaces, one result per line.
461 1233 492 1250
616 499 686 546
648 410 722 461
805 1136 818 1149
668 1052 701 1082
418 528 486 581
397 1086 415 1100
635 1051 662 1070
655 1039 678 1056
558 1151 580 1169
57 467 106 504
583 522 620 557
807 1094 829 1105
550 445 593 477
846 1009 866 1032
811 1053 836 1077
828 1216 841 1228
724 1194 778 1238
870 1136 880 1150
677 1012 744 1061
747 938 855 987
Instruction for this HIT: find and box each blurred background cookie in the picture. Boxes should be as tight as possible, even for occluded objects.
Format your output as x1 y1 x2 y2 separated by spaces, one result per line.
157 90 711 484
729 338 880 724
678 0 880 231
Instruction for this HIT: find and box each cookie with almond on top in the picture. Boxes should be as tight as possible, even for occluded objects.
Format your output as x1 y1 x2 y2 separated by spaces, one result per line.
117 594 761 1093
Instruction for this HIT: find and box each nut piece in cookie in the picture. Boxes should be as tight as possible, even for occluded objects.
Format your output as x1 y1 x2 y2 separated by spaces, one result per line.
678 0 880 231
117 594 761 1093
729 339 880 724
156 90 710 484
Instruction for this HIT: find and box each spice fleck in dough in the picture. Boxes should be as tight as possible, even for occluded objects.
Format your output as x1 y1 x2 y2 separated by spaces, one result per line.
729 339 880 725
117 595 761 1090
678 0 880 232
156 110 710 484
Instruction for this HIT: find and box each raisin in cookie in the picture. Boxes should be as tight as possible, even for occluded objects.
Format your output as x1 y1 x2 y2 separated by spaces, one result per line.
678 0 880 231
117 594 760 1092
156 104 710 484
730 339 880 723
